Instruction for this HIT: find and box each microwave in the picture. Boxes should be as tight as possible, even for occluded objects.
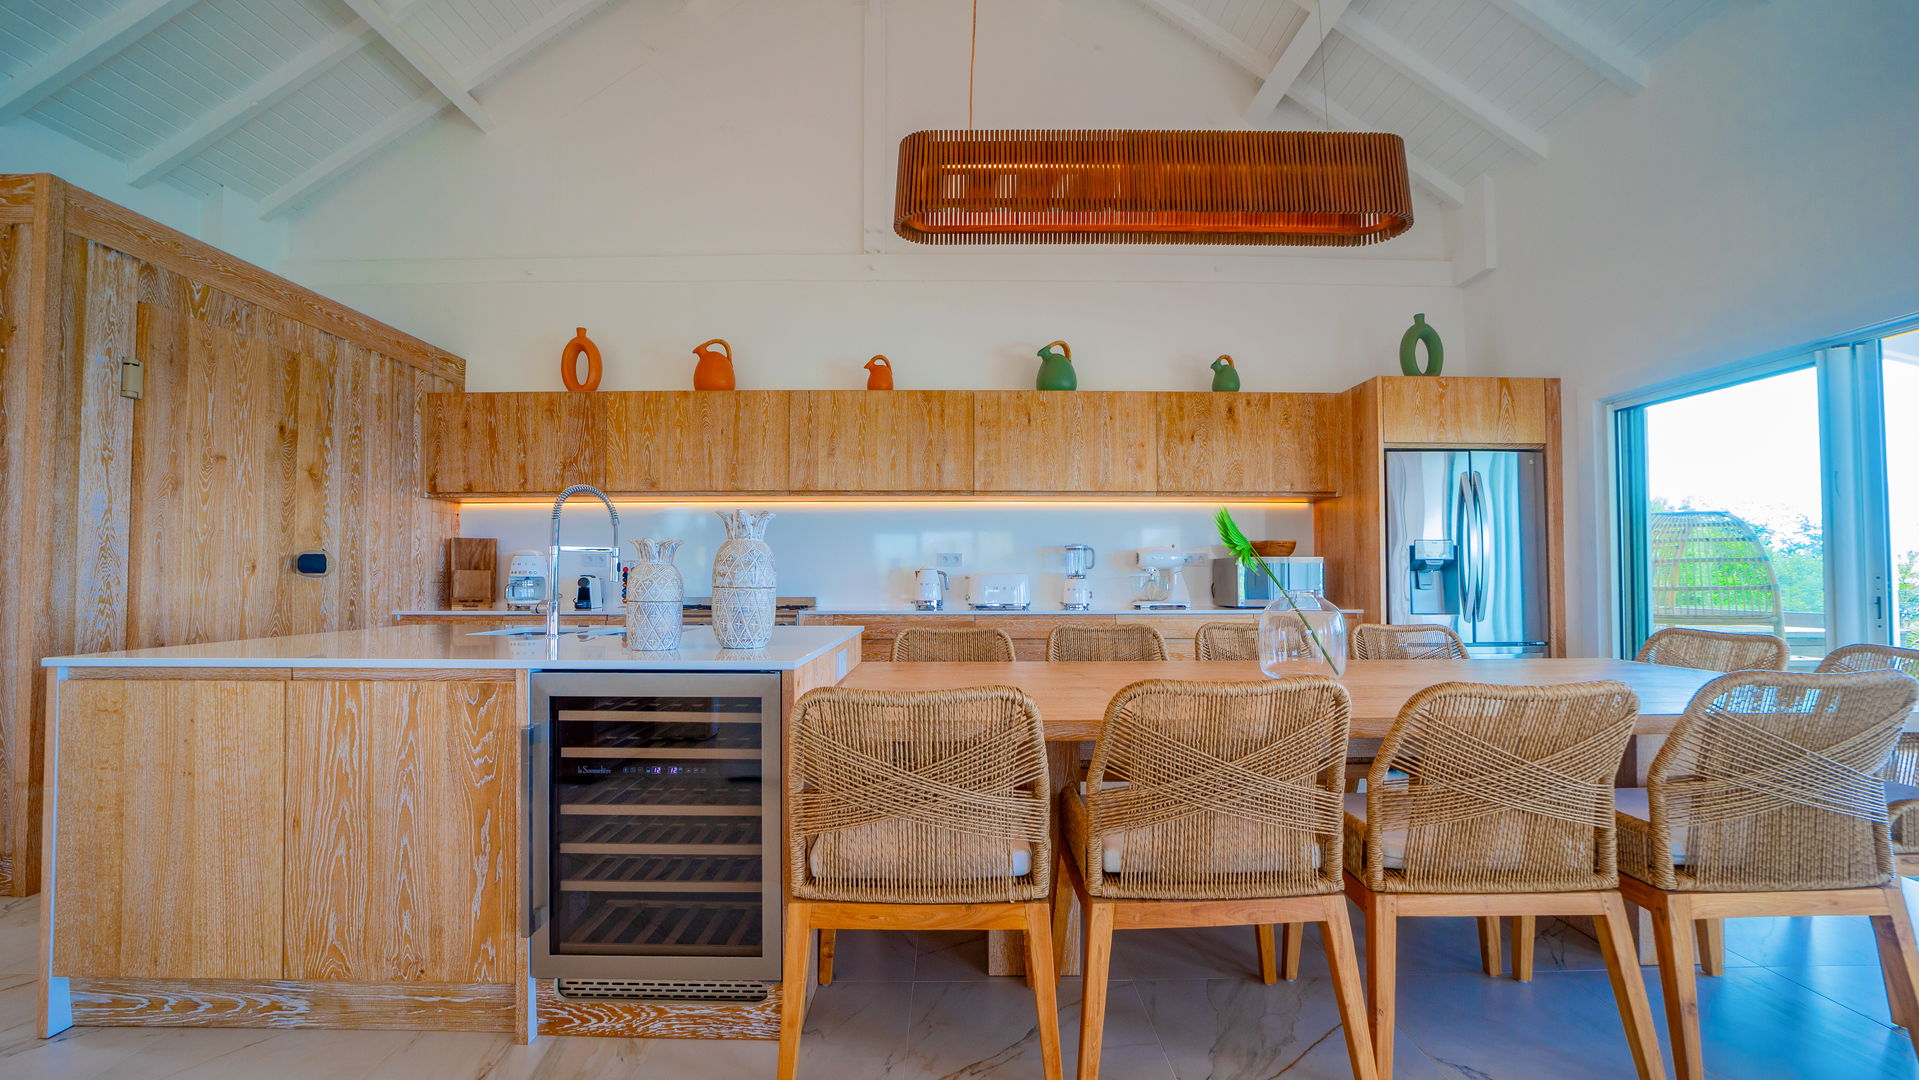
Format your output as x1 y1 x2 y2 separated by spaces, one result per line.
1210 556 1326 608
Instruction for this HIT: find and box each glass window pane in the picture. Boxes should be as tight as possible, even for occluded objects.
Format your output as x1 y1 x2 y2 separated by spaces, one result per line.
1638 367 1826 667
1885 330 1919 648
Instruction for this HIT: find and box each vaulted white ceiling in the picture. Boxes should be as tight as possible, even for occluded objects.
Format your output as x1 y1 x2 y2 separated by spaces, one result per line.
0 0 1734 220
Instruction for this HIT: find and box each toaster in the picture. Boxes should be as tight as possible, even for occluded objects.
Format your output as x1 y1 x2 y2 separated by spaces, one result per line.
967 572 1032 611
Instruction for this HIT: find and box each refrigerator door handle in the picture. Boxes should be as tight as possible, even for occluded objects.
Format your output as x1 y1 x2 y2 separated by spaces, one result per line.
1456 471 1479 627
1468 471 1493 623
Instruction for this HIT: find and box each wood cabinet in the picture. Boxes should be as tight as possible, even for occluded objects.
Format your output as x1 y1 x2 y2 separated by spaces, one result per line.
426 392 601 496
789 390 972 492
1375 376 1552 445
1156 392 1338 495
602 391 790 493
284 676 517 983
972 391 1158 493
52 678 286 979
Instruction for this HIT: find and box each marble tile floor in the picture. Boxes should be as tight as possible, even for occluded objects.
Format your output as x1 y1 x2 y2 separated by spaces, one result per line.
3 889 1918 1079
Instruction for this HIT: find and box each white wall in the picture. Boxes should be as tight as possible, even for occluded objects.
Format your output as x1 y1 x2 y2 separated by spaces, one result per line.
279 0 1466 395
1468 0 1919 655
0 118 285 268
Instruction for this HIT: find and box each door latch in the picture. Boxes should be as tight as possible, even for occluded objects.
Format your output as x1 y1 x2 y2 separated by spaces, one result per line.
119 357 143 399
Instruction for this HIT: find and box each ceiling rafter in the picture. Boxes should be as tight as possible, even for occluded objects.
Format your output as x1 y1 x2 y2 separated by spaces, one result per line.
1480 0 1647 92
128 20 375 188
1334 10 1548 162
1288 81 1464 205
1245 0 1350 123
341 0 491 132
0 0 201 123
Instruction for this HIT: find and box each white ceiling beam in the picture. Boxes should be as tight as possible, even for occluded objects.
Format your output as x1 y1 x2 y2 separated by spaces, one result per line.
1289 82 1464 206
128 21 374 187
1136 0 1274 76
341 0 490 132
1244 0 1350 122
259 96 444 219
1335 11 1548 161
1480 0 1647 92
0 0 201 122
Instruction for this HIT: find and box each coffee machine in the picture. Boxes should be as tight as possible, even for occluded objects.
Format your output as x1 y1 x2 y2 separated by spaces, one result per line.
504 549 548 611
1061 544 1095 610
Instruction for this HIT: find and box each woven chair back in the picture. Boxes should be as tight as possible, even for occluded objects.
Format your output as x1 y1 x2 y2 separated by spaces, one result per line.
787 685 1052 904
1356 680 1640 894
1047 623 1168 662
1079 677 1351 899
890 626 1017 663
1626 669 1919 892
1194 621 1258 661
1351 623 1468 660
1635 627 1788 672
1819 644 1919 783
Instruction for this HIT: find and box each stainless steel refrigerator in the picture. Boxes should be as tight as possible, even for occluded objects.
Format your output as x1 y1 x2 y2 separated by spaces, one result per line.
1385 449 1550 657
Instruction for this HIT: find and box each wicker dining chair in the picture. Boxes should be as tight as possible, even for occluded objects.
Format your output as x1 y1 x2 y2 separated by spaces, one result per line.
779 686 1061 1080
1342 681 1662 1080
1046 623 1168 662
1057 677 1377 1080
1612 669 1919 1080
1350 623 1469 660
1821 645 1919 874
1634 627 1789 672
1193 621 1258 660
890 626 1017 663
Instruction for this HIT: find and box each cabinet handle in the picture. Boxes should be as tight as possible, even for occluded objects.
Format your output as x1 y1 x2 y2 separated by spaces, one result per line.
523 722 550 937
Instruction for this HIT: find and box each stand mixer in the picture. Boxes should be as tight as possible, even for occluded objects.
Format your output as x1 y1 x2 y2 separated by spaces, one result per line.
1133 548 1207 610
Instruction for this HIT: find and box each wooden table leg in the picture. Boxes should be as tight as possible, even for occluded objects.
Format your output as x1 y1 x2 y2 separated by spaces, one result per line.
990 741 1087 977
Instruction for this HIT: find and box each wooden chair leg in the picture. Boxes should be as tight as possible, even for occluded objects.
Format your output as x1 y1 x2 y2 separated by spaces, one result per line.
1052 852 1073 977
1649 892 1703 1080
817 930 836 986
1871 883 1919 1045
1477 916 1502 977
777 901 814 1080
1509 915 1536 981
1594 892 1668 1080
1024 901 1065 1080
1255 925 1279 985
1695 919 1725 977
1078 900 1117 1080
1365 895 1399 1080
1282 921 1304 981
1318 902 1380 1080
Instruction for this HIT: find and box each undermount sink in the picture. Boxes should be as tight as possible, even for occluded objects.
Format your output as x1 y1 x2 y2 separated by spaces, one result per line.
468 626 626 638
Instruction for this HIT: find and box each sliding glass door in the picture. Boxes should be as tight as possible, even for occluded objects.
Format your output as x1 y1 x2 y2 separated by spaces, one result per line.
1886 330 1919 647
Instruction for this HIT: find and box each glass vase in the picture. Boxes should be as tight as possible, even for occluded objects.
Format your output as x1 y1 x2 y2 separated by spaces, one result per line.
1258 591 1348 677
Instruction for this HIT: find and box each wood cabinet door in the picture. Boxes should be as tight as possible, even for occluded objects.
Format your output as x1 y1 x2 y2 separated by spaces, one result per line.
1156 393 1337 494
972 392 1157 492
602 391 790 493
788 390 973 492
284 677 517 983
52 679 285 979
425 392 602 495
1375 377 1551 445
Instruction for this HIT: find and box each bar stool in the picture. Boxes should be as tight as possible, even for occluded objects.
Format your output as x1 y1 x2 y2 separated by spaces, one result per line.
1046 624 1167 662
890 626 1017 662
1820 645 1919 874
1342 680 1664 1080
1350 623 1469 660
1634 627 1788 672
1614 668 1919 1080
1056 677 1376 1080
1194 621 1257 660
779 686 1061 1080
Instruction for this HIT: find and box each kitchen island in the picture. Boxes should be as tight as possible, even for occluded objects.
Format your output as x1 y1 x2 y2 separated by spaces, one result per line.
36 624 862 1044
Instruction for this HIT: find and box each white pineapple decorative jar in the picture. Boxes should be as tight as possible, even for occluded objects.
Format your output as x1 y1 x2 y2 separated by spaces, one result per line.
625 538 684 651
711 509 775 649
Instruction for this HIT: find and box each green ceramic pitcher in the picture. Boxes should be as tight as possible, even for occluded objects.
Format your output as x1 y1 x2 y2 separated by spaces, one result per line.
1210 354 1240 392
1036 340 1077 390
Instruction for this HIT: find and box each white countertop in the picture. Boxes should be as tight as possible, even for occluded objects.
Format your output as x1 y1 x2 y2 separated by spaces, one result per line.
804 605 1268 616
42 624 865 672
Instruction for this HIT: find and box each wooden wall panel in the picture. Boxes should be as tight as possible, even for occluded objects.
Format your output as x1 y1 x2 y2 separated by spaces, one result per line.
603 391 790 494
1376 376 1551 445
51 679 284 979
1312 381 1386 623
426 391 601 496
285 679 514 983
788 390 972 492
0 223 23 893
972 392 1157 492
1156 392 1337 495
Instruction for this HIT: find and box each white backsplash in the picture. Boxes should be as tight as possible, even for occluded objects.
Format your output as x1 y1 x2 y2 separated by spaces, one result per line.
457 502 1315 612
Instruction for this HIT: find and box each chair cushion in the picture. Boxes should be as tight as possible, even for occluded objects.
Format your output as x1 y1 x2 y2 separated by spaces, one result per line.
1343 792 1406 869
1082 782 1322 874
808 824 1032 880
1615 787 1690 865
1888 781 1919 852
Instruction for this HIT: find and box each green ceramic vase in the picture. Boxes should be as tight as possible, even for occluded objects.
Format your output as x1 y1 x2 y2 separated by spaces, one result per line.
1210 354 1240 392
1036 340 1077 390
1399 313 1444 376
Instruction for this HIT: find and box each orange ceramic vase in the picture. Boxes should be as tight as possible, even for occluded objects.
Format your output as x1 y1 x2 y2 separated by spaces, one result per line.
560 327 601 391
692 338 735 390
864 355 894 389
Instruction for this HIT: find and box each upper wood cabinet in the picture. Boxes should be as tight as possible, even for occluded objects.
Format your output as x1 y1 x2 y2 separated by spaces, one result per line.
1157 392 1338 495
972 391 1157 493
1374 376 1553 445
427 392 601 496
603 391 790 493
789 390 972 492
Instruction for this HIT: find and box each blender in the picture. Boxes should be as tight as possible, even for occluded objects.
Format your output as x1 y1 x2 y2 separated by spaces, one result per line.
1062 544 1095 610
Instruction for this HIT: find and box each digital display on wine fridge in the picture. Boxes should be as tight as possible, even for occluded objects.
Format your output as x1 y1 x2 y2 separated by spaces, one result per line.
528 672 782 981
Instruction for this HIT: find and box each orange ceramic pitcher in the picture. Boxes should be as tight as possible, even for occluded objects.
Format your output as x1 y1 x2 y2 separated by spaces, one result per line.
864 355 894 390
692 338 735 390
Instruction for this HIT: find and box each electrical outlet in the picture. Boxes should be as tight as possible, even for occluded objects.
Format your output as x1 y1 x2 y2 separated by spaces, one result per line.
936 553 962 568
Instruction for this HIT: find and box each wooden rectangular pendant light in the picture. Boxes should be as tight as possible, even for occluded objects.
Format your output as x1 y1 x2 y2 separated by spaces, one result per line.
894 129 1413 246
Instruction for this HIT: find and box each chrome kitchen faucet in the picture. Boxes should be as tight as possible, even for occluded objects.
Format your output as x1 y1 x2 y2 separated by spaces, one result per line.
547 484 620 638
